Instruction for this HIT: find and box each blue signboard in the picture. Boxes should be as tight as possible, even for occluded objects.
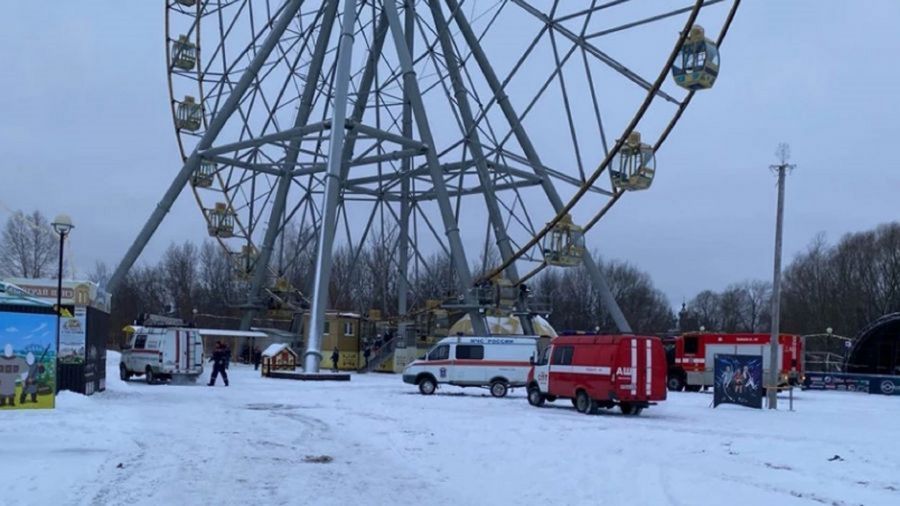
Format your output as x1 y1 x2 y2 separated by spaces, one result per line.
803 373 869 392
802 372 900 396
870 376 900 396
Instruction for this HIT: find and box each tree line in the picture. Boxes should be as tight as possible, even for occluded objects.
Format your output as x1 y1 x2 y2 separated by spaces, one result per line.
2 210 898 338
681 222 900 337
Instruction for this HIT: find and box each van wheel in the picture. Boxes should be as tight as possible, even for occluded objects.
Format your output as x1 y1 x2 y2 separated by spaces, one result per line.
575 390 596 414
418 377 436 395
145 367 155 385
620 403 643 416
490 380 508 398
119 365 131 382
667 375 685 391
527 387 545 407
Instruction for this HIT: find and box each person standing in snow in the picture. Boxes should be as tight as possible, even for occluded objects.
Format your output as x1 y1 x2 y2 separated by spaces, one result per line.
331 346 340 372
208 342 230 386
222 342 231 369
363 345 371 368
252 346 262 371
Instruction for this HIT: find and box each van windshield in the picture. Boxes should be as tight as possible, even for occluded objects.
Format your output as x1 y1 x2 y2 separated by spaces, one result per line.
427 344 449 361
538 347 550 366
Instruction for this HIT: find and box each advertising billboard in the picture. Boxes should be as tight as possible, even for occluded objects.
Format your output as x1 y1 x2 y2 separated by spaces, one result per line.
713 354 763 409
59 307 87 364
0 311 56 409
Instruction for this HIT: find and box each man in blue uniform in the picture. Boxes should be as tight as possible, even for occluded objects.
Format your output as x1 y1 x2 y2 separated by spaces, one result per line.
208 341 229 386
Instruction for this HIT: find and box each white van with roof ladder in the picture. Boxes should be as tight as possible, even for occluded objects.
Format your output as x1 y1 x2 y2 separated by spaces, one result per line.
120 325 204 384
402 336 538 397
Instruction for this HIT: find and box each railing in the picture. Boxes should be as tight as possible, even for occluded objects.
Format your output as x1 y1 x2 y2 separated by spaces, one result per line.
358 336 399 373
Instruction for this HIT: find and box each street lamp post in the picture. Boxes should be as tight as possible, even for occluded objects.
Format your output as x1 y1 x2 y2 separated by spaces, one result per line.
51 214 74 373
767 144 796 410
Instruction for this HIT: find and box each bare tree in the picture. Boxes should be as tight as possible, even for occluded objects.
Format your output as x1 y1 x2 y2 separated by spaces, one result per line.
782 222 900 335
687 290 722 331
88 261 111 288
197 241 238 313
161 242 199 320
533 254 674 334
0 210 57 278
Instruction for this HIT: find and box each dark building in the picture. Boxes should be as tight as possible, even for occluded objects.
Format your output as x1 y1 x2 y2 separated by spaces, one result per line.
846 313 900 375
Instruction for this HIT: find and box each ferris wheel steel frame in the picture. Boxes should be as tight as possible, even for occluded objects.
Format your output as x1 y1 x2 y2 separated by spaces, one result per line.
107 0 741 373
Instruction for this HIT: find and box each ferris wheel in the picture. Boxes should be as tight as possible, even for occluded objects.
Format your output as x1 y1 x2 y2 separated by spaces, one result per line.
109 0 740 372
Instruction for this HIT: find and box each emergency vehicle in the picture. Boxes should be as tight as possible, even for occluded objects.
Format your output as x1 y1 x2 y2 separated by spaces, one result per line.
120 319 204 384
402 335 538 397
665 332 803 391
526 334 667 416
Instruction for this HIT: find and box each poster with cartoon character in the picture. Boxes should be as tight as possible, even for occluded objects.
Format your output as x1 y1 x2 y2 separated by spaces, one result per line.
59 307 86 364
0 311 56 409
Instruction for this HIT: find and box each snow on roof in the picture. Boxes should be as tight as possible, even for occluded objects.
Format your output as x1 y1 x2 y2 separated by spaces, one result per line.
250 327 299 338
262 343 295 357
197 328 269 338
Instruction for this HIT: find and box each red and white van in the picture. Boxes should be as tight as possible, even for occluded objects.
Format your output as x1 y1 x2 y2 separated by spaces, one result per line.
526 334 667 415
403 336 538 397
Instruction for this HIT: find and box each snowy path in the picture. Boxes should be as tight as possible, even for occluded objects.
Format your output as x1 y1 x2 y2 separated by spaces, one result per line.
2 352 899 505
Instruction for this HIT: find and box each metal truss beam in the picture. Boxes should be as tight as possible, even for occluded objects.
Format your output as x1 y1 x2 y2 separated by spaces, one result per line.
510 0 680 105
384 0 488 336
448 0 633 333
107 0 307 294
304 0 361 371
427 0 533 335
241 0 340 330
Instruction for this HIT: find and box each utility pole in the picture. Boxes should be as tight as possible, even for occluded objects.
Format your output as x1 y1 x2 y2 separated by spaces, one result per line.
767 143 795 409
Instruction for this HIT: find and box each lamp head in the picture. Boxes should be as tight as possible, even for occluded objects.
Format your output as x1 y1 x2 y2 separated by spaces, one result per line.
52 214 75 235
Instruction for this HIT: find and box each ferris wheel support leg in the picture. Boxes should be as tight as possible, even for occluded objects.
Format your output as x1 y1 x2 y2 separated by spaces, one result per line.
239 0 341 332
383 0 488 336
107 0 307 295
397 0 415 346
304 0 361 373
427 0 535 336
445 0 632 333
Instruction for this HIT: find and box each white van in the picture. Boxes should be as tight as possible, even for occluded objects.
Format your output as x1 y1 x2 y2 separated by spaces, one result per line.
402 336 538 397
120 326 204 384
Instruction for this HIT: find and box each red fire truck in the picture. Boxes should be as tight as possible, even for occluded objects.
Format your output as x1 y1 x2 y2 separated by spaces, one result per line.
665 332 803 391
526 334 668 416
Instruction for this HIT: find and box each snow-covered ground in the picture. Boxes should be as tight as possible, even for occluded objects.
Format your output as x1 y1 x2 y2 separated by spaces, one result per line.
2 352 898 506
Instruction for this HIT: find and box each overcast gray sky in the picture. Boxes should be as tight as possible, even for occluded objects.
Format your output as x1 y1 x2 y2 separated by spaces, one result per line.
1 1 898 309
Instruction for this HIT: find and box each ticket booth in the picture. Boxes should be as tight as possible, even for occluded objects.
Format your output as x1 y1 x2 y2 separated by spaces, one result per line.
2 278 110 395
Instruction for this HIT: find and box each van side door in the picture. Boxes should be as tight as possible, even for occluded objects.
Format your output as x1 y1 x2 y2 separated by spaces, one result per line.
535 346 551 392
145 337 161 371
426 344 451 382
454 344 485 385
190 331 204 372
549 345 575 397
130 334 148 372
